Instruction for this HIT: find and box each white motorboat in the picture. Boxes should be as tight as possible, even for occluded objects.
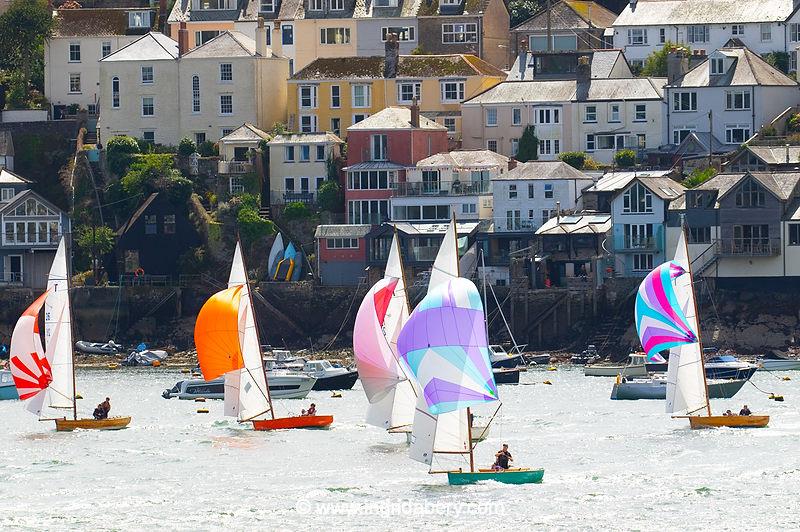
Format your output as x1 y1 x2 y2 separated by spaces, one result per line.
302 360 359 390
610 375 749 400
585 353 648 377
489 344 526 369
163 370 316 400
757 351 800 371
263 349 306 371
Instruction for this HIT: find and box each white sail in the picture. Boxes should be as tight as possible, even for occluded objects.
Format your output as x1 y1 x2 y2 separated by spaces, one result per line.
365 378 417 430
409 397 469 466
382 233 409 349
267 233 284 278
666 230 709 415
428 219 459 291
227 242 271 421
43 238 74 410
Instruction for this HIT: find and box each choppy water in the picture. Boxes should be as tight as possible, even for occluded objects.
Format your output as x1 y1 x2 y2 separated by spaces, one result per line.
1 366 799 530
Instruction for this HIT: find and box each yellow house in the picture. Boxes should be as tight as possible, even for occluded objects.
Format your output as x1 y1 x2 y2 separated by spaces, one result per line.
287 47 505 141
292 19 360 73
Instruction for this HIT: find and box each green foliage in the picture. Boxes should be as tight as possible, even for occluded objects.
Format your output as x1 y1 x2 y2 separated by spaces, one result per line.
614 149 637 168
121 154 179 197
269 122 290 136
74 225 115 271
197 140 218 157
410 45 429 55
166 174 194 203
516 125 539 162
787 113 800 133
582 156 600 170
178 137 197 157
316 180 343 212
681 167 717 189
508 0 542 28
640 43 691 78
558 151 587 170
763 51 790 74
326 155 344 181
760 125 778 137
237 205 275 245
106 135 141 175
282 201 312 221
177 246 208 275
0 0 53 98
240 172 261 195
236 193 260 212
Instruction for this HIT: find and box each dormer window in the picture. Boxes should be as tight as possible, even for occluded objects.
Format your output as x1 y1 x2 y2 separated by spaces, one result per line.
197 0 234 9
710 57 724 75
441 0 460 5
260 0 274 11
128 10 150 28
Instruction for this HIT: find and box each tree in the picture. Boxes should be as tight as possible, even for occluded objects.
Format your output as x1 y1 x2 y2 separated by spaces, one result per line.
681 167 717 188
283 201 312 221
640 43 691 77
316 180 343 212
614 149 637 168
516 125 539 162
121 154 180 197
0 0 53 96
508 0 542 28
178 137 197 157
764 51 790 74
75 224 115 282
558 151 587 169
237 205 275 246
106 135 140 176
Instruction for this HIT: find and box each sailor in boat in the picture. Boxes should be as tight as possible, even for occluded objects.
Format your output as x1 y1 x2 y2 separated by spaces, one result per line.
492 444 513 471
723 409 734 416
301 403 316 416
739 405 752 416
93 397 111 420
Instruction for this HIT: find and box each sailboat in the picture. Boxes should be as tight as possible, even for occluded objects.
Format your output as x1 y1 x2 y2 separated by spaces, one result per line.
635 225 769 429
194 240 332 430
353 231 417 436
397 218 544 485
9 238 131 431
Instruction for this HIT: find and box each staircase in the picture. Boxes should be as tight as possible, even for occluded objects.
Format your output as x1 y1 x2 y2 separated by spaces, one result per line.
258 206 271 220
84 130 97 144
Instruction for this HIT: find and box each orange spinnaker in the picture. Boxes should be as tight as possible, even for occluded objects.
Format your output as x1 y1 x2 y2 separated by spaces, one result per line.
194 285 244 380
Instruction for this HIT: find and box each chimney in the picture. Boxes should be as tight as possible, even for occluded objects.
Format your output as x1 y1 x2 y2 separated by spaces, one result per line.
178 21 189 56
410 98 420 128
575 55 590 100
384 33 400 79
517 38 528 78
556 201 561 222
508 159 518 171
786 144 790 164
666 49 689 84
158 0 168 31
256 17 270 57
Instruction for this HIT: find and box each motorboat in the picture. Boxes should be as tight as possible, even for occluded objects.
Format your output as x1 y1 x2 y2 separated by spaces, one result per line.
493 367 521 384
489 344 526 369
585 353 648 377
75 340 124 355
263 349 306 371
610 375 749 400
163 371 316 400
122 349 168 366
705 355 758 380
757 351 800 371
302 360 358 391
0 370 18 400
571 345 600 365
527 353 551 366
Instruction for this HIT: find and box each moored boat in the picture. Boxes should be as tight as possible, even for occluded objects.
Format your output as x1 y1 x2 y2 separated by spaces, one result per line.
493 367 521 384
610 376 749 400
489 344 526 369
0 370 19 400
252 415 333 430
54 417 132 431
162 371 316 400
585 353 648 377
75 340 124 355
527 353 551 366
684 415 769 429
302 360 359 391
757 351 800 371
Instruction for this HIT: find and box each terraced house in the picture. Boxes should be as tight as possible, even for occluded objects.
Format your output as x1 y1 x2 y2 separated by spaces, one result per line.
168 0 261 48
287 37 505 140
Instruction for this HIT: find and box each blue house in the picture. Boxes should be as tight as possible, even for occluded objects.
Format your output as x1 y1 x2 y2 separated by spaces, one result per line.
609 175 685 277
0 169 71 289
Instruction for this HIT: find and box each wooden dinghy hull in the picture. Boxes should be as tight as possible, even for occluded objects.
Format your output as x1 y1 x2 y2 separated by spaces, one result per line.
252 415 333 431
54 417 132 431
686 415 769 429
447 468 544 485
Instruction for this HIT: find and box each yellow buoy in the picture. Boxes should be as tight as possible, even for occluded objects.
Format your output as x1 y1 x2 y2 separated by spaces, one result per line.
107 363 120 370
181 368 190 374
782 376 791 381
769 394 785 402
543 380 552 385
547 366 557 371
195 397 206 402
152 360 161 367
196 408 209 413
331 392 342 398
75 394 83 400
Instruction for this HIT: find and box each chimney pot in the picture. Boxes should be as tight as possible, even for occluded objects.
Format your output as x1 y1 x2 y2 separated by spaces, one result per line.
256 17 269 57
178 21 189 56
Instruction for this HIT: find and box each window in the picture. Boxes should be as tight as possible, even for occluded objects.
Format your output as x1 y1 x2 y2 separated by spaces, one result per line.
710 57 724 75
462 203 477 214
725 90 751 110
353 113 369 124
371 134 388 160
141 66 154 84
440 80 465 102
261 0 274 11
88 103 97 115
623 224 653 248
327 238 359 249
69 42 81 62
732 24 744 36
659 28 666 44
541 209 555 225
330 0 344 9
102 42 112 58
538 139 560 155
632 253 654 272
761 23 772 42
792 23 800 43
144 215 157 235
299 145 310 162
289 59 294 76
219 63 232 82
195 132 206 145
733 224 770 253
512 108 522 126
544 183 554 199
486 108 497 127
310 0 323 9
609 104 620 123
634 104 646 122
282 25 294 45
192 75 200 113
511 138 519 155
536 108 560 124
673 128 695 144
397 82 421 104
352 84 371 108
637 133 647 149
1 188 15 201
725 125 750 144
316 177 325 190
586 134 595 151
375 0 399 6
112 77 120 108
441 23 478 43
330 85 340 108
285 146 295 162
505 210 521 230
316 145 326 161
69 73 81 94
689 226 711 244
300 115 317 132
789 224 800 245
735 179 765 207
348 199 389 224
622 182 653 213
672 91 697 111
382 26 415 41
627 29 647 45
792 51 798 73
198 0 233 8
163 215 176 235
508 184 517 199
299 85 318 108
195 30 220 46
221 128 234 137
142 131 155 143
129 10 150 27
285 177 295 191
584 105 596 123
687 25 709 43
219 94 233 115
141 96 154 117
330 117 341 136
347 170 394 190
320 27 350 44
487 139 498 152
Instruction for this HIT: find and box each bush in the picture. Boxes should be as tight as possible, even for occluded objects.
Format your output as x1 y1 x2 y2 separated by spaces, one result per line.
764 51 790 74
178 137 196 157
121 153 178 197
282 201 312 221
316 180 343 212
787 113 800 133
558 151 587 170
614 149 637 168
583 156 600 170
106 135 140 175
237 206 275 245
760 125 778 137
640 43 691 77
197 140 218 157
166 175 194 203
681 167 717 189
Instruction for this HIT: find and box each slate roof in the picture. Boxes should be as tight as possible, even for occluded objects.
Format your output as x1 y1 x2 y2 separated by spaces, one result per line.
511 0 617 32
415 150 509 168
494 160 592 181
465 77 664 104
315 224 372 238
100 32 179 61
744 145 800 165
220 123 271 142
118 193 158 236
668 47 798 88
53 7 155 37
629 176 685 200
269 131 344 144
584 170 672 192
535 212 611 235
612 0 795 27
415 0 495 17
347 107 447 131
667 132 737 156
168 0 259 23
506 49 631 81
181 31 257 58
291 54 505 81
674 171 800 210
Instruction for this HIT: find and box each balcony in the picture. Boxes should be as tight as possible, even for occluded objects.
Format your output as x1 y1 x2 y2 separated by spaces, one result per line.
3 231 63 248
270 189 316 205
716 238 781 257
218 160 253 174
493 217 539 232
392 180 490 197
613 227 664 253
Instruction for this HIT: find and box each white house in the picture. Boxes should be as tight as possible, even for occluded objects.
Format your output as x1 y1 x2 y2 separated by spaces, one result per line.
664 47 800 149
267 131 344 205
44 7 156 118
611 0 800 71
391 150 509 223
491 160 595 232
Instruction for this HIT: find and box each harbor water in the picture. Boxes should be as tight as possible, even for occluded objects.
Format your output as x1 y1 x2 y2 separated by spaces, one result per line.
1 366 799 530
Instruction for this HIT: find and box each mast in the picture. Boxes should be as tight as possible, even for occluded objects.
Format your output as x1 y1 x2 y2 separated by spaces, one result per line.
466 407 475 473
393 225 412 315
680 222 712 416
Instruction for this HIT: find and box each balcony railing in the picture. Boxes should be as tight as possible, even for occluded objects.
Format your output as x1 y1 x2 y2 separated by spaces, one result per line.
0 272 23 284
493 217 539 232
218 160 253 174
3 232 63 247
716 237 781 257
270 190 316 205
392 180 490 197
613 227 664 253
